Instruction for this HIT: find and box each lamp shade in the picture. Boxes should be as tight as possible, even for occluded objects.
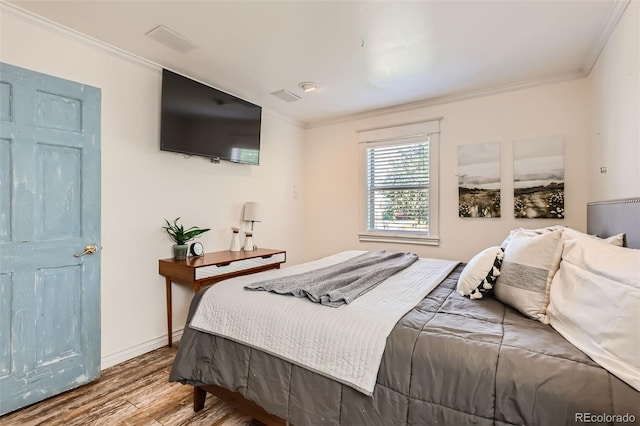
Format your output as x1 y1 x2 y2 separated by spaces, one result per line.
243 202 263 222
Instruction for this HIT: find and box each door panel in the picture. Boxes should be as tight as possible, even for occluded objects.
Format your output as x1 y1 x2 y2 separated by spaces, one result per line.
37 143 82 239
0 273 11 377
0 62 101 415
35 91 83 133
0 138 11 242
35 265 82 366
0 82 11 121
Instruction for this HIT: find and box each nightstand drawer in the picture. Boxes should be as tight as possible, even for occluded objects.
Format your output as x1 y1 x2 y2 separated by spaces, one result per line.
195 252 286 280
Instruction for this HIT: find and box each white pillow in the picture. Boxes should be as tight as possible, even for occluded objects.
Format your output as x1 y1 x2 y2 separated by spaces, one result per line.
456 246 504 299
603 233 625 246
548 237 640 391
501 226 624 248
562 227 625 247
495 229 563 323
501 225 563 249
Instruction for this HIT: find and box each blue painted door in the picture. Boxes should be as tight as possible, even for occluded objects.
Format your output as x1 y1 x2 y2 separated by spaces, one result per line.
0 62 101 415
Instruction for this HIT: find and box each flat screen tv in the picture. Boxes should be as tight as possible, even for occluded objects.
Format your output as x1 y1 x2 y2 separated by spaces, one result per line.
160 69 262 165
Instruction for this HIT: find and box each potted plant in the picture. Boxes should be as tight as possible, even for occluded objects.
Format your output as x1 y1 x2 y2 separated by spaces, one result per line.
162 218 210 260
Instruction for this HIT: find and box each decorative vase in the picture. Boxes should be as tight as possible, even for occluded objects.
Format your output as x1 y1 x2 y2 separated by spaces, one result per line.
173 244 188 260
230 227 241 252
243 231 254 251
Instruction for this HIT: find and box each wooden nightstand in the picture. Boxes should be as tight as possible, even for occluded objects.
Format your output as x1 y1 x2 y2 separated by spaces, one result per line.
159 248 286 346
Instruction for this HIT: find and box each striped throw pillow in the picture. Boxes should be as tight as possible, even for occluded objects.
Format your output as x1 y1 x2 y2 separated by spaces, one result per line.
494 229 563 323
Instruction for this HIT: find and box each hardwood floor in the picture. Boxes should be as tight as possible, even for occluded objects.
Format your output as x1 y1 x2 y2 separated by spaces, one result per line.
0 345 261 426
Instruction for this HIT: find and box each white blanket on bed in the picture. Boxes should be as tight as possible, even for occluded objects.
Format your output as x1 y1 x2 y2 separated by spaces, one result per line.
189 250 459 395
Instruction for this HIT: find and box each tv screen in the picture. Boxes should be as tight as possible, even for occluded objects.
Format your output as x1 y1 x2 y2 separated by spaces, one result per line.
160 69 262 165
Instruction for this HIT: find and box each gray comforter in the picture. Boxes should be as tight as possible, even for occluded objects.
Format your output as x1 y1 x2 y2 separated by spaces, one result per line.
170 265 640 426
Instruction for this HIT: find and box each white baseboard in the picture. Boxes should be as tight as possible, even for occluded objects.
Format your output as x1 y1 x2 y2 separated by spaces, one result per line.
101 328 184 370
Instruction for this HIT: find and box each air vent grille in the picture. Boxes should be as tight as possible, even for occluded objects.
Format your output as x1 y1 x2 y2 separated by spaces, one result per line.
269 89 301 103
146 25 199 54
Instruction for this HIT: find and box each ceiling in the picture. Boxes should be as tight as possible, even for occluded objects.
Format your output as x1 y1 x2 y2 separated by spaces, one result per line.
7 0 623 126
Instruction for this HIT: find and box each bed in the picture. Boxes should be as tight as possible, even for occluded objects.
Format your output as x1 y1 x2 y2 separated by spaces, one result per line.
169 198 640 426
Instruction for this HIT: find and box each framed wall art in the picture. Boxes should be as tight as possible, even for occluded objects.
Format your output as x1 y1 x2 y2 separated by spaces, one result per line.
458 142 501 218
513 136 564 219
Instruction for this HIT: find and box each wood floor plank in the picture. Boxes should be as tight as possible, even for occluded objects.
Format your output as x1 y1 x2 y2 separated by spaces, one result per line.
2 349 174 424
125 381 194 425
141 390 197 426
125 369 183 408
0 345 261 426
64 397 140 426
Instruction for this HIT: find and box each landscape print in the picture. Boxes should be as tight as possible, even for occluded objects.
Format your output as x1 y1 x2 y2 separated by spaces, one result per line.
458 142 501 218
513 137 564 218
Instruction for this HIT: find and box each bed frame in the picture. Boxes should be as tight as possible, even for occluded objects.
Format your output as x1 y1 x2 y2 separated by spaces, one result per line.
195 385 285 425
192 197 640 423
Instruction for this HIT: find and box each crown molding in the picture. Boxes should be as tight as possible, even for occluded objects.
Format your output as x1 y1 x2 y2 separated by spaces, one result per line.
262 108 307 129
1 1 160 71
302 0 632 130
3 0 627 132
581 0 631 76
0 1 306 129
307 71 585 129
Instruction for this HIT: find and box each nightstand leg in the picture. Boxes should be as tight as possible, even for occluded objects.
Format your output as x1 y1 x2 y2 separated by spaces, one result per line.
165 277 172 347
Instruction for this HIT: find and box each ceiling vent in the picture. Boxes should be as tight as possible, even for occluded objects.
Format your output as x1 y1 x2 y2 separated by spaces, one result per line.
270 89 301 103
145 25 199 54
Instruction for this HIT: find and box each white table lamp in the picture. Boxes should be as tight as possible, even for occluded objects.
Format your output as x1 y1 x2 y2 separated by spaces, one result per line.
243 202 262 250
243 202 262 231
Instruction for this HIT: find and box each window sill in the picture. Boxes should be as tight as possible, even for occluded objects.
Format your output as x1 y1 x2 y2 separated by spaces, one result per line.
358 232 440 246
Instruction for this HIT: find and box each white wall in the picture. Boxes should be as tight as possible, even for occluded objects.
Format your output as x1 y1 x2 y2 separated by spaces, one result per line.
0 10 306 366
588 1 640 201
304 80 590 262
3 0 634 368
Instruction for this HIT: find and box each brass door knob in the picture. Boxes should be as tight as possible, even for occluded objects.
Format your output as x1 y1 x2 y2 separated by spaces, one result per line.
74 244 97 257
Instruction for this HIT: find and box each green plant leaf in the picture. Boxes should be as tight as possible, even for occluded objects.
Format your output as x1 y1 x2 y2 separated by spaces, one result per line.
162 217 209 245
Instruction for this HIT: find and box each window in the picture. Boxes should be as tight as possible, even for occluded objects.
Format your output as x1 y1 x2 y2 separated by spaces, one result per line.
358 120 440 245
366 141 429 231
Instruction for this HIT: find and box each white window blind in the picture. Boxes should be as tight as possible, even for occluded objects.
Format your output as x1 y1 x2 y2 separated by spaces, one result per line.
358 119 440 245
366 141 429 232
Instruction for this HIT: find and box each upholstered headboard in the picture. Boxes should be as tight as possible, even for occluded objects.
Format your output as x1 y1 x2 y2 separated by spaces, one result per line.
587 198 640 249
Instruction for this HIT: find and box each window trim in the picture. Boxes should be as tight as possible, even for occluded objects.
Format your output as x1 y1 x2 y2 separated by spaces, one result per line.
358 120 440 246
